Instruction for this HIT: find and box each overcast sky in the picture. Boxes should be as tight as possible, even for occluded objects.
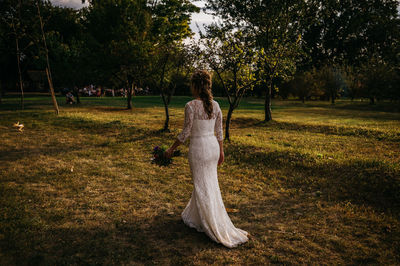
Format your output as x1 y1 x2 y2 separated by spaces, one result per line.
50 0 217 37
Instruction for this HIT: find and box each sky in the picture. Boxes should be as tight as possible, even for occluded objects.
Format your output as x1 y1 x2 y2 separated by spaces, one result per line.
50 0 217 37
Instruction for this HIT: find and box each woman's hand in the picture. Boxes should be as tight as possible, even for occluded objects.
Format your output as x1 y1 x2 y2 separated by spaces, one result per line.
164 148 174 159
218 151 224 166
165 139 182 159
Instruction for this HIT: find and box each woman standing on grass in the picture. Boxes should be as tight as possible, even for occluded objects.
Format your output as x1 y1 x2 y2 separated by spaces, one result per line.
165 70 249 248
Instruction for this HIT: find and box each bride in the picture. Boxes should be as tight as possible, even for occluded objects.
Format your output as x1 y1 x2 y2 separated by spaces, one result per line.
165 70 249 248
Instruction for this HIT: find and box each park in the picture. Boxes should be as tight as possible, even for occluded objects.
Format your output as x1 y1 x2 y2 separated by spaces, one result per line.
1 0 400 264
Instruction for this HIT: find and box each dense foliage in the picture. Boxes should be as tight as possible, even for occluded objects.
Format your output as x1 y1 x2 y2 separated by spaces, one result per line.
0 0 399 107
205 0 400 108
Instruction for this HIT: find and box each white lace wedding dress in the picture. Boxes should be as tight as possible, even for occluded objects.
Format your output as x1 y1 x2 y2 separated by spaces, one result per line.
177 99 249 248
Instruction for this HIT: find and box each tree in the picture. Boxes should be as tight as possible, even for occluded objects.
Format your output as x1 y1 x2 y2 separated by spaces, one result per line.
359 56 397 104
1 0 64 112
1 0 81 111
257 37 299 120
36 0 59 114
0 0 28 109
83 0 198 110
300 0 400 68
206 0 303 122
342 65 363 101
83 0 153 109
151 44 199 131
149 0 199 131
43 5 89 103
315 65 344 104
290 71 315 103
202 28 262 141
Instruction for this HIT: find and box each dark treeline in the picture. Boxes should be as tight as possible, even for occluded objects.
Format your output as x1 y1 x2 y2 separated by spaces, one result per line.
0 0 199 130
1 0 400 133
206 0 400 106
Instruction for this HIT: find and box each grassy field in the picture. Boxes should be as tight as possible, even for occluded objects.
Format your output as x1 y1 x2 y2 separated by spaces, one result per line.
1 95 399 265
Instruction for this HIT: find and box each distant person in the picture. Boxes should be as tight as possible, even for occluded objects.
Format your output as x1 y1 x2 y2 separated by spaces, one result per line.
66 91 75 104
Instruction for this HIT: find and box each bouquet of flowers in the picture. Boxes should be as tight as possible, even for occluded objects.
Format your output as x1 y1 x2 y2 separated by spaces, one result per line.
151 145 181 166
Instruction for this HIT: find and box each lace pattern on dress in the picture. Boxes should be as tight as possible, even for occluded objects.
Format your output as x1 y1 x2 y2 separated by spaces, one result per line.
180 98 249 248
177 99 223 143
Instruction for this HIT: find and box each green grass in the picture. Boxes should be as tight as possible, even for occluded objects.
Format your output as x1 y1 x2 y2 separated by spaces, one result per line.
1 95 399 264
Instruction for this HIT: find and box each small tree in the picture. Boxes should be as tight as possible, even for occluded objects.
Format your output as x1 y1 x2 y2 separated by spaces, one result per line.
290 71 315 103
258 37 300 121
151 44 199 131
315 65 344 104
149 0 198 131
202 28 262 141
1 0 27 109
359 56 397 104
83 0 153 109
342 65 363 101
206 0 304 121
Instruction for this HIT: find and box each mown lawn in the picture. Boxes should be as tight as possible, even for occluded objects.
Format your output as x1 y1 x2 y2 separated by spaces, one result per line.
1 95 399 264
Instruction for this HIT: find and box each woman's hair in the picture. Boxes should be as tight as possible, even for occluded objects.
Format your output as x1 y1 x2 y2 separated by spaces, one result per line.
191 70 213 119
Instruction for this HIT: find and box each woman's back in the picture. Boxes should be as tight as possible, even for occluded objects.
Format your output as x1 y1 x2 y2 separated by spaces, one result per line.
188 99 220 120
177 99 223 143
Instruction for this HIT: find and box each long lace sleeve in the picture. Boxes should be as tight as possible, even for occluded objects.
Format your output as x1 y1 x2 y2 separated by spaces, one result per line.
215 104 223 141
177 103 194 143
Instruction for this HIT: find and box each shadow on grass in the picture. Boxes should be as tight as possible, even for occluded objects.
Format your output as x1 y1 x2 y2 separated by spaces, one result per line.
232 117 400 142
92 106 151 113
0 144 90 164
279 100 400 113
285 107 400 120
1 212 226 265
0 95 190 111
225 141 400 213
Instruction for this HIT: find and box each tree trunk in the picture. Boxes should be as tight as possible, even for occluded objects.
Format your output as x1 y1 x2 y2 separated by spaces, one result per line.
127 83 134 109
37 0 59 115
73 86 80 104
0 82 5 100
369 97 375 105
45 68 59 115
0 81 3 104
331 91 335 104
15 37 24 110
225 104 234 141
158 53 170 131
264 82 272 122
161 93 170 132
